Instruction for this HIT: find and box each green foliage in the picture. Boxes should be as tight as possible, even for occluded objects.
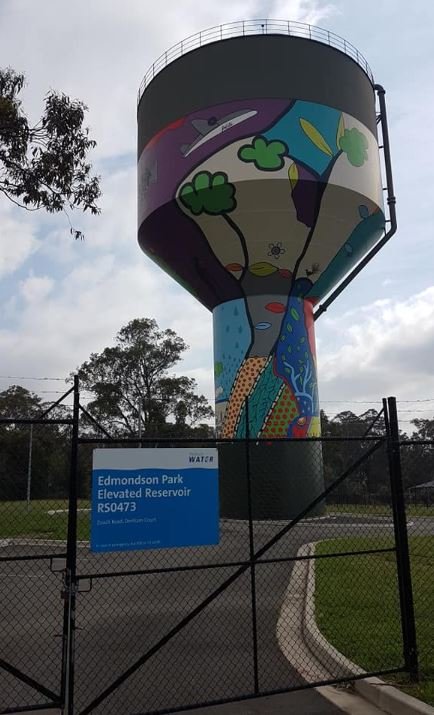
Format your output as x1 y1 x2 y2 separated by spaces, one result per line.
320 408 389 500
320 407 434 503
338 127 368 167
0 386 71 501
75 318 213 437
238 135 288 170
0 67 100 238
316 536 434 706
411 418 434 441
179 171 236 216
0 500 90 540
0 384 42 418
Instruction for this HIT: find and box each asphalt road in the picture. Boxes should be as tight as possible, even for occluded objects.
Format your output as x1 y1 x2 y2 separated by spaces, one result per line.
1 514 432 714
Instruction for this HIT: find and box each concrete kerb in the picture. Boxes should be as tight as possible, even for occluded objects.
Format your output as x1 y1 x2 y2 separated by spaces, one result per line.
303 541 434 715
276 544 388 714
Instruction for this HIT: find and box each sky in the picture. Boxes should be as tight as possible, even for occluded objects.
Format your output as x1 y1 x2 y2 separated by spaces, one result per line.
0 0 433 431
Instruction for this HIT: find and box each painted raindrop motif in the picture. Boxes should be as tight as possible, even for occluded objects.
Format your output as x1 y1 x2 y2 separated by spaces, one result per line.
255 322 272 330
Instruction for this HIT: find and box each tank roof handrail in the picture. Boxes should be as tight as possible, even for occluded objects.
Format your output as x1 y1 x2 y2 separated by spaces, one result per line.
137 19 374 103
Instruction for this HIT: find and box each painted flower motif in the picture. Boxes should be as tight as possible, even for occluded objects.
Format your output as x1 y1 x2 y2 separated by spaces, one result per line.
268 242 286 259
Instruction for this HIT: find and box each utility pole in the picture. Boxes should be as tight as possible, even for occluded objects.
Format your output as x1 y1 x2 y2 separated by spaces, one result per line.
138 398 142 445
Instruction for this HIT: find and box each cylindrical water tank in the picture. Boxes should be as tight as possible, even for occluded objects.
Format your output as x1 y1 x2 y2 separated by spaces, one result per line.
137 24 384 518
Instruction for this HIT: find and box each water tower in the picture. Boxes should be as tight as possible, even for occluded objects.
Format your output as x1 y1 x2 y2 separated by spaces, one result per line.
137 21 395 519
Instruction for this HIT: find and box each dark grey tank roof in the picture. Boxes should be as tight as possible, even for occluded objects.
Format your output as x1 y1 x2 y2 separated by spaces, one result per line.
138 34 376 156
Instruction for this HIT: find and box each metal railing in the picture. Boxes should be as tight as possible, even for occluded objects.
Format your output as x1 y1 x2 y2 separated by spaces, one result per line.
137 19 374 103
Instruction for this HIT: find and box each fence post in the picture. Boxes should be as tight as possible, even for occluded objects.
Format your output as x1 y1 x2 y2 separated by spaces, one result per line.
385 396 419 680
244 398 259 694
63 374 80 713
26 423 33 511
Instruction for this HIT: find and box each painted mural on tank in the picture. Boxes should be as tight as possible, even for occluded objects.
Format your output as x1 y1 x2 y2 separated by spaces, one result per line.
137 98 385 439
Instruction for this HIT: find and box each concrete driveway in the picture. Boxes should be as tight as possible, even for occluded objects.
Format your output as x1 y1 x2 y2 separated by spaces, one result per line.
2 514 428 714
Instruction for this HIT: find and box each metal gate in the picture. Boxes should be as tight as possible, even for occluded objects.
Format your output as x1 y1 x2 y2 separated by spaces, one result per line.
0 388 76 714
0 382 419 714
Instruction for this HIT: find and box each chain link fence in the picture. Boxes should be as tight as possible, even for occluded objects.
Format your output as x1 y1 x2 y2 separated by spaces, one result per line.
0 414 73 714
0 388 432 714
69 425 406 714
400 439 434 691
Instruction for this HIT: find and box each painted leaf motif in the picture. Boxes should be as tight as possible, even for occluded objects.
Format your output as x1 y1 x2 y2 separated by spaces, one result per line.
193 172 210 191
265 302 286 313
336 114 345 149
214 362 224 378
279 268 292 279
299 118 333 157
212 173 226 186
249 262 278 277
288 162 298 190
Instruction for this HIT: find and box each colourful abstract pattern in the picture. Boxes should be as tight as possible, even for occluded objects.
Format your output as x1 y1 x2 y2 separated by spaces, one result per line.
138 99 385 438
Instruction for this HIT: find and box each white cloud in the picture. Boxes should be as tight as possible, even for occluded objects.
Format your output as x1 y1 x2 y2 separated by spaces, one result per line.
317 287 434 413
20 274 54 303
266 0 336 24
2 0 434 427
0 0 334 397
0 243 214 394
0 0 336 160
0 206 39 278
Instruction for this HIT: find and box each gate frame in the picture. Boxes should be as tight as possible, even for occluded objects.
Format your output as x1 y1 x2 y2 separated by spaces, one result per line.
1 378 419 713
0 388 75 715
384 396 419 679
62 384 419 715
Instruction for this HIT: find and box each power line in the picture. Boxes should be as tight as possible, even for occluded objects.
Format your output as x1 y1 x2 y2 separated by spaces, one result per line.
398 409 434 413
0 375 67 381
2 375 434 406
37 389 94 395
320 400 382 404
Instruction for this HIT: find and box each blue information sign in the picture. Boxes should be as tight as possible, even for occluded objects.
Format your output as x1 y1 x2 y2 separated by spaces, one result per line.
91 448 219 552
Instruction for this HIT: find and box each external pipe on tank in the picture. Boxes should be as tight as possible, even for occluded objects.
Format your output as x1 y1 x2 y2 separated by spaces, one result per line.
314 85 396 321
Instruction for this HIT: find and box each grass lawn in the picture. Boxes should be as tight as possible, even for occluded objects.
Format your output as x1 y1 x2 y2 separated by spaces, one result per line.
0 499 91 541
328 502 434 517
315 536 434 705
